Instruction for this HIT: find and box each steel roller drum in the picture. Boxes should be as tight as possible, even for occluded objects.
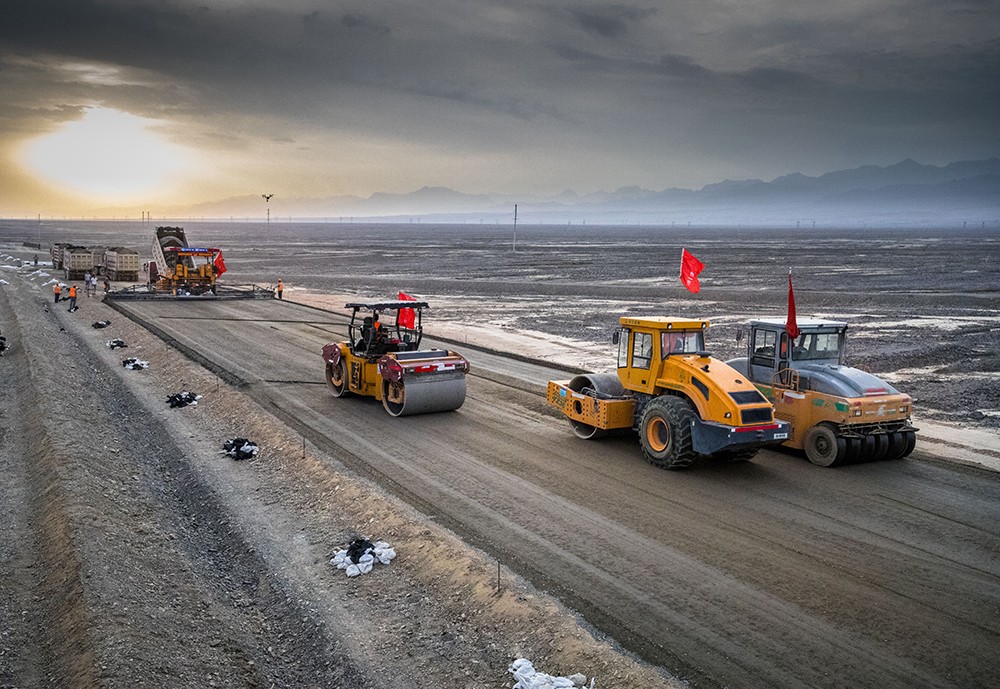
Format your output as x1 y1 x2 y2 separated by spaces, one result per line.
566 372 625 439
382 371 467 417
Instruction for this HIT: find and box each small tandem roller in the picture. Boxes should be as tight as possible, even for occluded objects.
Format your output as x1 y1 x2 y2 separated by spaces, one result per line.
321 300 469 417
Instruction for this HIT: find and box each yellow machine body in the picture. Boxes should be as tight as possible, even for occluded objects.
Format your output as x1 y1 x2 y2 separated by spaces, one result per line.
548 316 790 469
321 301 470 417
765 377 912 451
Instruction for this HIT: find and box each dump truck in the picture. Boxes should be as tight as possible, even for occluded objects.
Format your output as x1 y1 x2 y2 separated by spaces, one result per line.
62 245 97 280
726 318 917 466
102 247 140 281
50 243 69 270
151 226 221 295
548 316 791 469
321 301 469 416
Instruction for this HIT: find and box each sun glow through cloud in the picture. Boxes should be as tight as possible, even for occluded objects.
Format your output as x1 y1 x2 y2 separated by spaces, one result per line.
21 107 191 202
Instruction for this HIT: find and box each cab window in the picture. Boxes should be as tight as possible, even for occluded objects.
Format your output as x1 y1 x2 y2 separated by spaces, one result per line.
617 330 630 368
631 332 652 370
793 331 842 360
661 330 705 356
752 329 777 367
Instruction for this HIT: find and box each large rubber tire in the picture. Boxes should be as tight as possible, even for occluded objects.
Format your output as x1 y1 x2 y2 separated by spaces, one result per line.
898 430 916 458
843 437 863 464
869 434 890 462
638 396 698 469
886 432 906 459
325 360 351 397
804 423 846 467
861 434 876 459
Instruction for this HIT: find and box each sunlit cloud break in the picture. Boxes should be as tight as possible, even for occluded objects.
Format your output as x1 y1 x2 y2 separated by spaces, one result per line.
20 107 192 202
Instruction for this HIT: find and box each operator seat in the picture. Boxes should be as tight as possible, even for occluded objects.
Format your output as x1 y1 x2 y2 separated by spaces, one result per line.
356 316 374 353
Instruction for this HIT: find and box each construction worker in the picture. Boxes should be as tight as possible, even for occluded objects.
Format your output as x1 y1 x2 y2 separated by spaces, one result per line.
67 284 77 311
276 279 284 300
53 283 61 303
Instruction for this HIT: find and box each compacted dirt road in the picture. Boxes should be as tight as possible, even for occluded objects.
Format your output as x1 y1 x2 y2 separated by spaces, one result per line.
0 274 676 688
94 295 1000 689
3 254 1000 688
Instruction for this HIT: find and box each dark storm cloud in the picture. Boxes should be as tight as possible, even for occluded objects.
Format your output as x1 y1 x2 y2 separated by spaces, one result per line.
1 0 998 198
568 5 654 38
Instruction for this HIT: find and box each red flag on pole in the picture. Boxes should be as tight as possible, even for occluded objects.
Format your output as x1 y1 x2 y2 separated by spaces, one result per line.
397 291 416 329
679 248 705 294
213 251 227 277
786 270 799 340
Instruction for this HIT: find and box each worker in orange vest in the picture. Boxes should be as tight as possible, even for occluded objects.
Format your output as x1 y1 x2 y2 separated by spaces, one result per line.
68 284 77 311
53 283 61 303
276 279 284 300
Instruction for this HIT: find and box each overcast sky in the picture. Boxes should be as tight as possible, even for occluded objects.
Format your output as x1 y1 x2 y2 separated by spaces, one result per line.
1 0 997 214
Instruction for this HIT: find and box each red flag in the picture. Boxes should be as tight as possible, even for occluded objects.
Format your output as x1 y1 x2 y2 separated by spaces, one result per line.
213 251 227 277
786 270 799 340
679 248 705 294
397 291 416 329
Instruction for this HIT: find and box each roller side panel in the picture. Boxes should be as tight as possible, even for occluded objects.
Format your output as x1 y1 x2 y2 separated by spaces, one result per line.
547 380 635 432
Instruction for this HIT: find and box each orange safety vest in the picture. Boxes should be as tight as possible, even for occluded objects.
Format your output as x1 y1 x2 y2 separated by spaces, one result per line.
277 280 283 290
69 286 76 298
54 285 61 295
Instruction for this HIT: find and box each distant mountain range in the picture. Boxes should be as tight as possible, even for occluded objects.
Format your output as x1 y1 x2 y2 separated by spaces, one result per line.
171 157 1000 225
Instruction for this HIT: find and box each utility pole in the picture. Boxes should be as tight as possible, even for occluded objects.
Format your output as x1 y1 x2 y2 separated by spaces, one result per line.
513 203 518 254
262 193 274 222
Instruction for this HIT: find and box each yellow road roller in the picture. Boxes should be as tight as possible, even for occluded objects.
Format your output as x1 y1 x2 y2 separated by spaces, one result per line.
548 316 790 469
321 301 469 417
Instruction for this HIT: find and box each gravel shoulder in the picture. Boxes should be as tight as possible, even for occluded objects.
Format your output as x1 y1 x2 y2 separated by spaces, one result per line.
0 269 679 687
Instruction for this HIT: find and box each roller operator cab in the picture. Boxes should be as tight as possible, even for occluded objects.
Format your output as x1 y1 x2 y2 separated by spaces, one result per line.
726 319 917 466
548 316 791 469
321 301 469 417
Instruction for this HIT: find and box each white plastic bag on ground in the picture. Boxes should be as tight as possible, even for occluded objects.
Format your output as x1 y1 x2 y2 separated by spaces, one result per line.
509 658 593 689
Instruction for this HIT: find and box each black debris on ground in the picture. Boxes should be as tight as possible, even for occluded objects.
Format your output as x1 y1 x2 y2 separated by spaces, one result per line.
0 335 7 356
346 538 374 563
222 437 258 460
122 357 149 370
92 320 111 328
107 339 127 350
329 538 397 577
167 391 202 408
